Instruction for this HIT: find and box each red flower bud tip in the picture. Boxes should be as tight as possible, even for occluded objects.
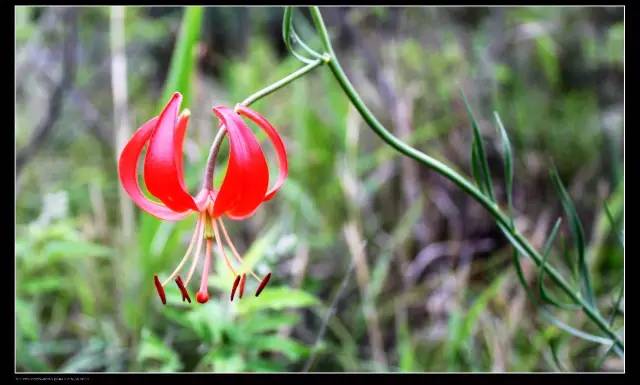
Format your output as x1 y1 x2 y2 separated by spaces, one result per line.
175 275 191 303
230 274 241 301
255 273 272 297
239 273 247 299
196 291 209 304
154 275 166 305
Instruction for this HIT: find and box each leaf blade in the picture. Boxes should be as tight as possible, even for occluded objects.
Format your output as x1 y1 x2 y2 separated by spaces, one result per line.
550 167 595 309
462 90 495 201
161 6 203 108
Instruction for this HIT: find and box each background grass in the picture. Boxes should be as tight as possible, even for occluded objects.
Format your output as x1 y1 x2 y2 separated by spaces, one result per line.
15 6 623 372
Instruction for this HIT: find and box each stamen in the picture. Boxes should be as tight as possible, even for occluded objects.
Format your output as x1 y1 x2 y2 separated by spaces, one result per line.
175 275 191 303
239 273 246 299
212 218 238 276
153 275 166 305
255 272 272 297
162 214 204 287
230 275 241 301
196 239 213 304
217 218 261 282
185 214 207 286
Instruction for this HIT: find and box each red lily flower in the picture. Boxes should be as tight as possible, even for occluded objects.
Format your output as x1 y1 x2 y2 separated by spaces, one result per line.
118 92 287 304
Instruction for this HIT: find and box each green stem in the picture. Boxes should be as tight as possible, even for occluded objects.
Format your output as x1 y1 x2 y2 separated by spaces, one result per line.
240 57 327 107
309 6 623 352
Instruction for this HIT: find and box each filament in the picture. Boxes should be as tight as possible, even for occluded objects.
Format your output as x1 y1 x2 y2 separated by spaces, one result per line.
185 213 207 285
212 217 237 276
217 218 261 282
162 213 204 287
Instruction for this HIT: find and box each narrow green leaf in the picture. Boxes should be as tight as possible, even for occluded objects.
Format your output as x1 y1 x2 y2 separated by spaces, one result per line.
540 310 613 346
494 111 514 224
604 201 624 248
549 338 567 372
511 249 538 304
161 6 203 108
454 273 508 356
550 167 595 308
538 218 579 310
395 307 415 371
470 138 484 193
497 222 532 261
612 340 624 358
559 235 578 287
608 281 624 327
369 252 392 300
535 35 559 85
462 90 495 201
595 342 619 369
542 218 562 257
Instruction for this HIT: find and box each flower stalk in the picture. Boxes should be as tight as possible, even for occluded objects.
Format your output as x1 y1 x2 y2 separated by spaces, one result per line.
239 56 328 108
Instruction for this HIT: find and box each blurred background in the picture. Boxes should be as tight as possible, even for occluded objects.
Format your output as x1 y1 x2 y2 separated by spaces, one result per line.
15 6 623 372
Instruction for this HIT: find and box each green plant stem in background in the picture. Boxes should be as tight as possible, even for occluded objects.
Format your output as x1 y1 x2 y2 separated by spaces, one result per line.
308 6 623 352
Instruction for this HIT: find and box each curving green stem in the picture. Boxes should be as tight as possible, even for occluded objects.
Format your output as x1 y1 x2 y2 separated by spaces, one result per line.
308 6 623 352
239 57 327 107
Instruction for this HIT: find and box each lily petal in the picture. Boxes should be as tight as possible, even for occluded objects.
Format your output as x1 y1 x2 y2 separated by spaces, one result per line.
211 106 269 219
118 116 191 221
174 110 190 192
144 92 198 212
236 105 288 202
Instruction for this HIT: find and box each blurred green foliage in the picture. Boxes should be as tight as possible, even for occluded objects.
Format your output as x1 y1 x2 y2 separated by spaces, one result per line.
15 6 623 372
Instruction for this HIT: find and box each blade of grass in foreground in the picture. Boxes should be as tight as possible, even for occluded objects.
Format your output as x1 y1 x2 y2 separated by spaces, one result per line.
161 6 203 108
550 168 596 309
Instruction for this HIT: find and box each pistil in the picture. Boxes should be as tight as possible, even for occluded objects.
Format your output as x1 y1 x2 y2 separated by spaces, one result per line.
196 238 213 303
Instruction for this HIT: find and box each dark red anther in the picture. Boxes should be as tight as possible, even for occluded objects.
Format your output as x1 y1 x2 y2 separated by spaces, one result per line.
255 273 272 297
175 275 191 303
238 273 246 299
230 274 241 301
154 275 166 305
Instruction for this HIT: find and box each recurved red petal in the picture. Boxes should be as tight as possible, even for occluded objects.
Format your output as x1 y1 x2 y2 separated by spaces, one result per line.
174 110 190 191
211 106 269 219
118 116 191 221
144 92 198 212
236 105 288 202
